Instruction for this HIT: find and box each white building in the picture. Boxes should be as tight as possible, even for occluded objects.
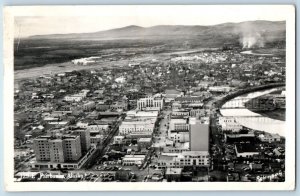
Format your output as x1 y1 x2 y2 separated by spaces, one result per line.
258 133 281 143
122 155 146 166
169 119 188 131
64 95 83 102
126 110 159 118
208 86 233 93
137 95 164 111
157 151 210 169
119 120 155 135
113 136 125 144
64 90 89 102
86 124 109 134
219 117 242 132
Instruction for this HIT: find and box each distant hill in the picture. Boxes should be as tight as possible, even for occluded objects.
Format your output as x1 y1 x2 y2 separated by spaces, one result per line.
28 20 286 43
15 20 286 70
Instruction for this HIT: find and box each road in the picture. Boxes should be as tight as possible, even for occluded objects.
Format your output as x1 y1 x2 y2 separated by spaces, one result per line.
152 109 171 150
82 115 124 169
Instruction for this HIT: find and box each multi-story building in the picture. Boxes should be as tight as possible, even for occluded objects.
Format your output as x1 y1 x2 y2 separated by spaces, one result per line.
219 117 243 132
157 151 210 169
189 120 210 152
235 144 259 158
122 155 146 166
86 124 109 134
168 118 190 143
49 139 65 163
119 120 155 135
137 95 164 111
137 138 152 150
33 136 51 162
33 135 82 163
258 133 281 143
62 135 82 161
169 119 188 132
74 129 91 153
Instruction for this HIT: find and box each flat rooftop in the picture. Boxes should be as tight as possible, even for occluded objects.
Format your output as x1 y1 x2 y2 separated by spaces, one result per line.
235 144 258 153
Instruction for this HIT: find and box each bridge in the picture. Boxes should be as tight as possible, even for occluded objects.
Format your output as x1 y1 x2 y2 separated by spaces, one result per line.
221 97 253 109
221 97 276 110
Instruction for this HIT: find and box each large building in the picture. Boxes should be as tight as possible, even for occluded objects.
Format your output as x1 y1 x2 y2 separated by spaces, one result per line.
168 118 189 143
137 95 164 110
219 117 242 132
189 120 209 152
33 135 82 163
119 120 155 135
74 129 91 153
157 151 210 169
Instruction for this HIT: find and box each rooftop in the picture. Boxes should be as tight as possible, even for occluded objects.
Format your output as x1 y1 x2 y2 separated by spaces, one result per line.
235 144 258 153
166 168 183 175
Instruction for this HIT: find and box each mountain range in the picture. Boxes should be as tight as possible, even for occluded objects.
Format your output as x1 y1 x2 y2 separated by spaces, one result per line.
28 20 285 42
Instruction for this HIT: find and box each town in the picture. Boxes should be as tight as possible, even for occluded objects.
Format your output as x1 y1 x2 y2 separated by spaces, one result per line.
13 46 286 182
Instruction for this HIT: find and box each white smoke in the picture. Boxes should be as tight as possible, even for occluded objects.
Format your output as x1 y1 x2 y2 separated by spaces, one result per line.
238 23 266 49
241 32 265 48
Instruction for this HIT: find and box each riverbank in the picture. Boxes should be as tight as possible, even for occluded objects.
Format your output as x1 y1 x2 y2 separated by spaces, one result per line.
254 109 285 121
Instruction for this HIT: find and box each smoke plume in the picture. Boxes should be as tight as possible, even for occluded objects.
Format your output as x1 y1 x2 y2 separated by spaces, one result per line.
238 23 266 49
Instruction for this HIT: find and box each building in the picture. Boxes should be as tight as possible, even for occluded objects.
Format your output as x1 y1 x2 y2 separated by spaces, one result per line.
122 155 146 166
33 136 51 162
165 168 183 181
235 144 259 158
113 136 125 144
33 135 82 163
81 101 96 111
119 120 155 135
90 134 103 146
137 138 152 150
86 123 109 134
169 132 189 144
157 151 210 169
164 89 183 103
171 109 190 117
219 117 242 132
189 109 206 117
189 120 209 152
172 102 182 110
175 96 202 103
163 142 189 153
258 133 281 143
126 110 159 118
74 129 91 153
110 101 128 111
62 136 82 162
64 90 89 102
225 133 255 144
208 86 233 93
169 119 188 132
49 139 65 163
126 132 153 139
137 95 164 110
168 118 189 141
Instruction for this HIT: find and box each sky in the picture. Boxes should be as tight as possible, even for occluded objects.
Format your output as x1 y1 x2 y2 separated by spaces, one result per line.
13 5 291 38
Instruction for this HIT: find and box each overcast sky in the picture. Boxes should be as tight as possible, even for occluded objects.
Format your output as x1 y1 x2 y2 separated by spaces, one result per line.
14 5 290 38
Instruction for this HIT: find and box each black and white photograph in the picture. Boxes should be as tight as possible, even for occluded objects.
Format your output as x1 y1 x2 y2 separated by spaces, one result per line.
3 5 295 191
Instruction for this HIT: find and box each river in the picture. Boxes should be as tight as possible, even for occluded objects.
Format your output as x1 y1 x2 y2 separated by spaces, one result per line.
220 88 285 136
